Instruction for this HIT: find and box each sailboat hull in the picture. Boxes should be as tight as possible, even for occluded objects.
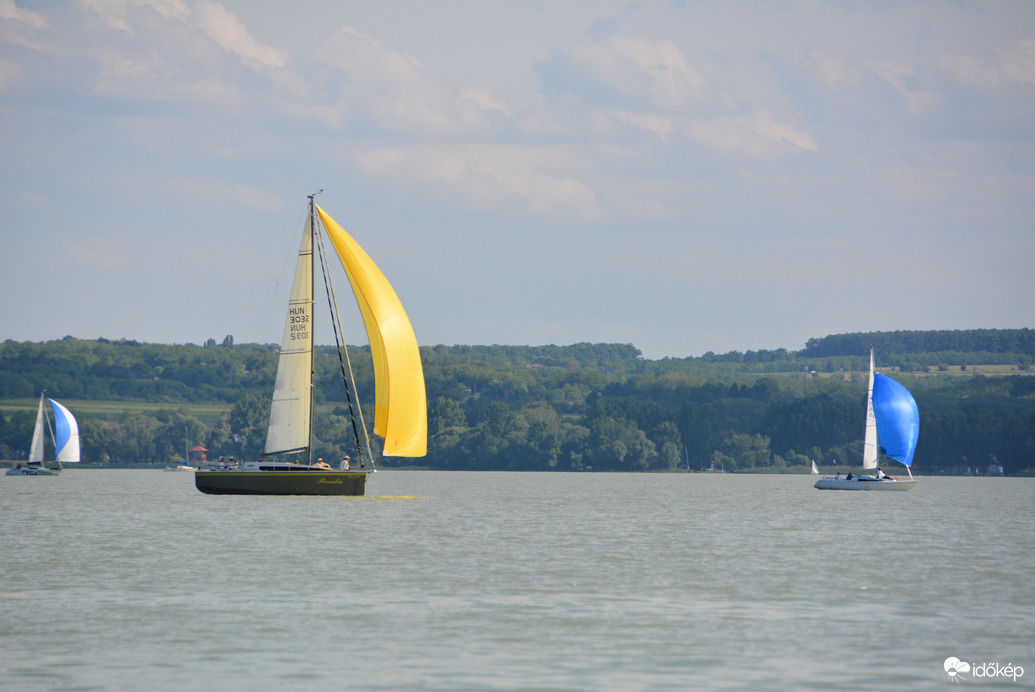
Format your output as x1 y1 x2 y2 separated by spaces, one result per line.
814 477 915 491
195 470 368 496
6 465 60 476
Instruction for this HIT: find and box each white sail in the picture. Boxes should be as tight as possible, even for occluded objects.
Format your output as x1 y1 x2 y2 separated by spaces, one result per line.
49 399 80 463
264 210 315 457
29 393 46 463
862 347 878 470
811 460 819 475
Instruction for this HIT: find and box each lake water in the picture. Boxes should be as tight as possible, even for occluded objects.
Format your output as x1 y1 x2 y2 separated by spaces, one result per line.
1 471 1032 691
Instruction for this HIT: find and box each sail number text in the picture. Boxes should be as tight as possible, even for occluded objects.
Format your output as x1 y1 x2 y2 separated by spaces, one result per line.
289 306 310 341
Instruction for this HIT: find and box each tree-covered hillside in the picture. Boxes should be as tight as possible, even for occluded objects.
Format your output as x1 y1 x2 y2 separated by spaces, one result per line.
1 330 1033 475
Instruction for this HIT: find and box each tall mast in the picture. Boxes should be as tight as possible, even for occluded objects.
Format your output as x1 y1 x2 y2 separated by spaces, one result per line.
307 190 322 466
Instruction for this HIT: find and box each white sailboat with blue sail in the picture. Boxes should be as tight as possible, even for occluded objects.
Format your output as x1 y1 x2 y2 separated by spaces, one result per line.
6 393 80 476
815 348 918 491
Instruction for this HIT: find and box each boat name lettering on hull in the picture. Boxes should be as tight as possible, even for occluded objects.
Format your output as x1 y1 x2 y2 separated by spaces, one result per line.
317 478 344 485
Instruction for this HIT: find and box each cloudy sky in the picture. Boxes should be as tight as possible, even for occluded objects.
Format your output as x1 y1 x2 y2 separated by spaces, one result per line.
1 0 1033 359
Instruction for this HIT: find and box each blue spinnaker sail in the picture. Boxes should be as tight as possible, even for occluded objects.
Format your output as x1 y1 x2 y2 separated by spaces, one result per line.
872 373 919 467
49 398 80 463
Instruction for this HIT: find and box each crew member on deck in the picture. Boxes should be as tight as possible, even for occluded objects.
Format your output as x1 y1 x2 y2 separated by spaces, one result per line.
341 456 350 470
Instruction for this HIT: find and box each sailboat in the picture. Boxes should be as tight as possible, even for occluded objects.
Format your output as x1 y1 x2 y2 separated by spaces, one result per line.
815 347 918 491
6 393 80 476
164 429 198 472
811 460 819 475
195 193 426 495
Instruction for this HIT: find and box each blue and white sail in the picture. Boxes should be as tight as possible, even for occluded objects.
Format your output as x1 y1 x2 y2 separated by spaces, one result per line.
871 374 919 467
49 398 80 463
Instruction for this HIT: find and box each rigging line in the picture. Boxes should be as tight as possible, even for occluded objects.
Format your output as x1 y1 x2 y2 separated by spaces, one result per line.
253 205 310 346
311 216 375 466
313 218 374 466
319 225 376 467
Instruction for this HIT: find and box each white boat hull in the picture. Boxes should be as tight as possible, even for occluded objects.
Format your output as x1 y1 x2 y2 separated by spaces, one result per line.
6 465 60 476
814 476 915 491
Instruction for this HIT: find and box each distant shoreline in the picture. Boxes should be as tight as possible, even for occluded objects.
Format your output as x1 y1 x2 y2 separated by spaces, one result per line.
2 461 1027 477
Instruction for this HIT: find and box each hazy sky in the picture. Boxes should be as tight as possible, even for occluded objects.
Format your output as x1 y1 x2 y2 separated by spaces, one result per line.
2 1 1033 359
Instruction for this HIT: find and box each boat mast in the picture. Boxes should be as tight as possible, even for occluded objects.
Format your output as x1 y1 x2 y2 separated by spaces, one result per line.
307 189 322 467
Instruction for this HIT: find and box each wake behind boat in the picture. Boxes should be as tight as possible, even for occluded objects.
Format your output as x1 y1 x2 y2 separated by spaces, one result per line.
6 392 80 476
195 193 426 496
815 347 918 491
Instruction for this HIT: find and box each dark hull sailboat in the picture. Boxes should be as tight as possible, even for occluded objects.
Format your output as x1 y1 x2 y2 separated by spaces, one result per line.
195 193 427 496
195 467 369 496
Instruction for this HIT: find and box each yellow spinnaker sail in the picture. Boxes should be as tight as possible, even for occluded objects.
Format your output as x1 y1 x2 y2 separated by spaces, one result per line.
317 206 427 457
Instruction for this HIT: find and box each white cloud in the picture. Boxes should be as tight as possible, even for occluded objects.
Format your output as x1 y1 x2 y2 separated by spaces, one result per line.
0 0 45 28
68 1 290 108
460 89 513 119
192 0 284 70
90 45 243 105
0 0 48 52
615 108 817 158
79 0 189 33
80 0 283 70
798 49 861 92
866 59 938 114
684 111 817 158
599 34 708 109
70 237 132 270
941 38 1035 88
614 111 679 142
315 24 511 135
353 144 600 218
538 33 713 112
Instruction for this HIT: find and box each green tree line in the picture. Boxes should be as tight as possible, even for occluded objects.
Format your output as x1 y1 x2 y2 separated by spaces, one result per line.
1 331 1033 475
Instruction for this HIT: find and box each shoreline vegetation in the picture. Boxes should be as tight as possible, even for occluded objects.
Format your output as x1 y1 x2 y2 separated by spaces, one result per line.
3 462 1026 477
1 329 1033 476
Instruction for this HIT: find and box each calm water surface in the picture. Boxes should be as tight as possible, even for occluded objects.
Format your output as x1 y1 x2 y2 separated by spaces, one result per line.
1 471 1032 691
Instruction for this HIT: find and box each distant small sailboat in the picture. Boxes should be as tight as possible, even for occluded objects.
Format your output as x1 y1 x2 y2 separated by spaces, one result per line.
195 193 426 495
164 432 198 472
811 460 819 475
815 348 918 491
6 393 80 476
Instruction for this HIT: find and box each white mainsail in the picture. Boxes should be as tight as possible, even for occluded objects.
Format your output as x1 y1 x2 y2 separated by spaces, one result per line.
264 209 315 457
29 393 46 463
862 346 878 470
